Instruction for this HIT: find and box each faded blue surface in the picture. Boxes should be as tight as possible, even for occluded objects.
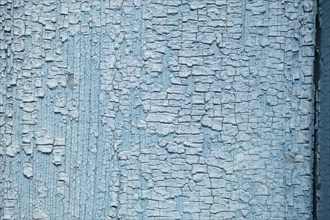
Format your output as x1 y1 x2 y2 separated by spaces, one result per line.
0 0 316 219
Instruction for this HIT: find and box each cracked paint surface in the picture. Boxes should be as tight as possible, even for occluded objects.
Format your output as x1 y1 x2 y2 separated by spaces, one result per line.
0 0 315 219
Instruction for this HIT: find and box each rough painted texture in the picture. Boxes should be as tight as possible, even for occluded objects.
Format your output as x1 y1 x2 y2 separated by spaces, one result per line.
0 0 315 219
318 0 330 219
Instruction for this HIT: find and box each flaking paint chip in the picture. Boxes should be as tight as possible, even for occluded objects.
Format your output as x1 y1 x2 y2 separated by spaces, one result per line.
23 162 33 178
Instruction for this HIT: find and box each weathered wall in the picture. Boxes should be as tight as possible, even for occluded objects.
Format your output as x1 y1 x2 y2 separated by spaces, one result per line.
0 0 316 219
318 0 330 219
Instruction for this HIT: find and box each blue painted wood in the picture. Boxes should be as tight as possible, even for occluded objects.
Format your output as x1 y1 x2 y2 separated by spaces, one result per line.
0 0 316 219
318 0 330 219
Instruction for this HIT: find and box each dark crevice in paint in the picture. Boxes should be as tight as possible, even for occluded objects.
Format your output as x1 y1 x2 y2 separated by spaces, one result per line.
313 1 321 219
